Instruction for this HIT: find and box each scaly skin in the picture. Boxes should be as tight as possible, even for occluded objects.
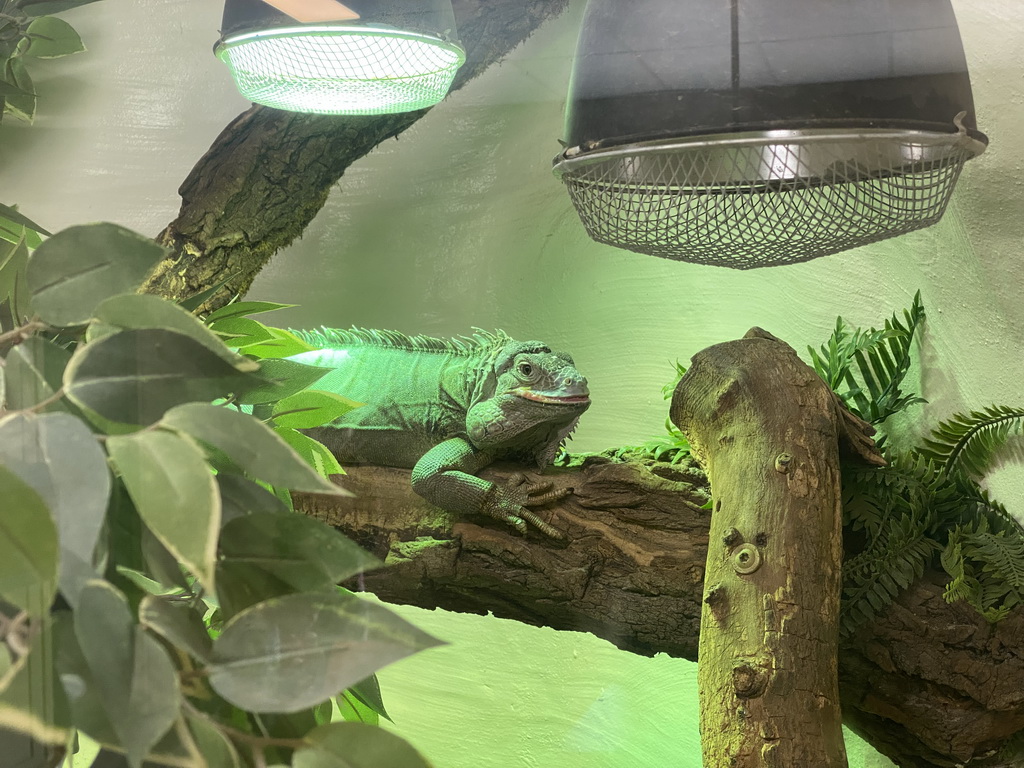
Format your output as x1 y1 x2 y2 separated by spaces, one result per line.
289 328 590 537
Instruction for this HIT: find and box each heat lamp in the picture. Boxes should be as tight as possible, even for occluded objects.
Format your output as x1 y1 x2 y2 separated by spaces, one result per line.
552 0 988 268
215 0 465 115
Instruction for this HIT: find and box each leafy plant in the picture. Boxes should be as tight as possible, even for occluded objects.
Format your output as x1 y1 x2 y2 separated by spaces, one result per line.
0 0 97 123
0 218 441 767
807 290 926 427
810 294 1024 634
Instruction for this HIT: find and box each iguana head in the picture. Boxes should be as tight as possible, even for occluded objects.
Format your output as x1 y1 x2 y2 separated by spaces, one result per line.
467 341 590 465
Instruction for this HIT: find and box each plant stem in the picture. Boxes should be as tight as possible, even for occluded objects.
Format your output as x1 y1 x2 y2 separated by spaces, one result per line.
181 700 307 751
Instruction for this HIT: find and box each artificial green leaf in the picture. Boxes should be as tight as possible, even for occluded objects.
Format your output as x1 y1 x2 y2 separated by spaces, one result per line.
0 464 57 615
65 328 259 426
3 335 69 412
0 612 71 743
272 390 361 429
3 57 35 121
0 203 51 236
141 526 190 591
239 326 318 359
176 272 239 314
205 301 294 324
293 722 432 768
336 691 378 725
275 428 345 477
348 675 390 722
185 712 242 768
258 708 318 741
236 359 331 405
74 581 180 768
0 235 32 320
209 591 444 713
214 561 295 621
217 473 288 524
219 513 379 592
23 16 84 58
0 412 110 607
19 0 104 16
161 403 344 494
107 429 220 594
27 223 165 326
88 294 259 370
139 595 213 662
209 316 273 348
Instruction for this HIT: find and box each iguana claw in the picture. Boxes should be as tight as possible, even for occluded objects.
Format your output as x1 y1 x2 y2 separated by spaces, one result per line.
488 473 568 539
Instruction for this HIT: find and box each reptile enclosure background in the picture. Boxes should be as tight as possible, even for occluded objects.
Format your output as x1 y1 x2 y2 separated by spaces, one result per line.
2 1 1022 766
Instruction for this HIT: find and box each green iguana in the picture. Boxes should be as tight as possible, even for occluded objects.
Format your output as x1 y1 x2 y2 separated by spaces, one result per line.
288 328 591 538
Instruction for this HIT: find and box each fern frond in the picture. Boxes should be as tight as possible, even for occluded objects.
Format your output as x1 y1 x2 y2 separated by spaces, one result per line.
840 510 939 635
808 291 925 425
920 404 1024 479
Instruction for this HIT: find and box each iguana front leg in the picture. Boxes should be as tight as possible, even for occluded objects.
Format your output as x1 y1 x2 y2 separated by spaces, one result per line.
410 437 567 538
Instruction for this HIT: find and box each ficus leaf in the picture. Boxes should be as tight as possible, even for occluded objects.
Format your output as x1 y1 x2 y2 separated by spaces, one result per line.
0 463 57 615
208 591 445 713
139 595 213 663
65 328 260 426
89 293 259 371
219 513 379 592
107 429 220 595
27 223 165 326
23 16 84 58
74 581 180 768
293 722 432 768
161 403 344 494
0 412 110 607
3 335 69 412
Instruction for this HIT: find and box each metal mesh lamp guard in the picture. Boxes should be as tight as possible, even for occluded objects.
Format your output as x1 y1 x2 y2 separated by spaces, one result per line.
553 0 988 268
215 0 465 115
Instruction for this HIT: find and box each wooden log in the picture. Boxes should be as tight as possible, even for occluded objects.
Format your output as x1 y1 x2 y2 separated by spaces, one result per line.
669 328 860 766
294 455 1024 767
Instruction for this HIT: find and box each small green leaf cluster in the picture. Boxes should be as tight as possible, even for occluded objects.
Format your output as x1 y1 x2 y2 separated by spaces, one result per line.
0 217 440 767
812 295 1024 634
0 0 95 123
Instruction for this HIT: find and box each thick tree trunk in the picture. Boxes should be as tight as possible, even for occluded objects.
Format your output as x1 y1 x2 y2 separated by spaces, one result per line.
141 0 569 309
295 458 1024 768
669 328 854 767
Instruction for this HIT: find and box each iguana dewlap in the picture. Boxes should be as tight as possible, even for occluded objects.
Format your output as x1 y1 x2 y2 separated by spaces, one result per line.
288 328 590 537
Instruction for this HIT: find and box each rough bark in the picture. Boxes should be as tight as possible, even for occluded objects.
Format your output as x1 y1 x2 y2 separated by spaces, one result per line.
668 328 852 767
295 457 1024 768
142 0 570 308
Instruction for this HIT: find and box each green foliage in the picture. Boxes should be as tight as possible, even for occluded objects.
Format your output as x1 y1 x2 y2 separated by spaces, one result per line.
0 219 441 766
0 1 94 124
808 290 925 426
824 295 1024 635
920 404 1024 478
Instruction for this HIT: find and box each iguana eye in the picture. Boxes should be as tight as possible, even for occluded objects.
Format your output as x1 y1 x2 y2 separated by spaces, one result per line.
517 361 534 377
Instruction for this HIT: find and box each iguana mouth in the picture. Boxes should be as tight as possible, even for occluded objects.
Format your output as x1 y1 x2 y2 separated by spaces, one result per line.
514 389 591 405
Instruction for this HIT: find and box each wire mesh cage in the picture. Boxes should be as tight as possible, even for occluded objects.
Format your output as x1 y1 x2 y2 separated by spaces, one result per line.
554 129 985 268
216 27 465 115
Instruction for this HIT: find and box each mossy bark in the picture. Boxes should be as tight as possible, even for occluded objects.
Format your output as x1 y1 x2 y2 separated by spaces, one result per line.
142 0 570 309
669 328 858 767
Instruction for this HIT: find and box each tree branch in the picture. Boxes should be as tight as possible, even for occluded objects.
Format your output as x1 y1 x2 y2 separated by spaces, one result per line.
295 458 1024 768
143 0 570 309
